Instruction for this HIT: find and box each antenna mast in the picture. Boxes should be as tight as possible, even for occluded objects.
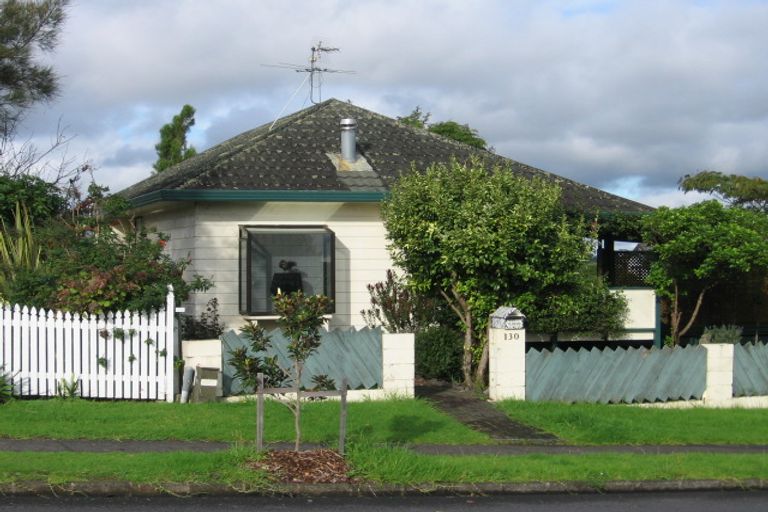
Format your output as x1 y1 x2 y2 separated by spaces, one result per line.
307 42 337 104
263 41 354 105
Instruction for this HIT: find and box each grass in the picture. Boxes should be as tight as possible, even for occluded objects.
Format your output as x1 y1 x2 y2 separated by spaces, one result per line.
2 398 768 487
497 400 768 445
348 445 768 485
0 398 489 445
3 446 765 487
0 447 270 488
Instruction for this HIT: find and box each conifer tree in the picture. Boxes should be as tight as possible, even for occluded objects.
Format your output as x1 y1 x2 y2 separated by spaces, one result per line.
153 104 197 173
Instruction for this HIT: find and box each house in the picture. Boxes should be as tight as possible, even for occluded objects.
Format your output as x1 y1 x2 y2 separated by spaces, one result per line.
120 98 654 338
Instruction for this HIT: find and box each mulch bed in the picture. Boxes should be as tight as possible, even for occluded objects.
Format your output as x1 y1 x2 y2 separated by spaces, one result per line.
248 449 357 484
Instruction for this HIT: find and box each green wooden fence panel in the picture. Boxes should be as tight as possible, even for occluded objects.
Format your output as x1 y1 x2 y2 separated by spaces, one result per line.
733 342 768 396
525 344 706 403
220 327 383 395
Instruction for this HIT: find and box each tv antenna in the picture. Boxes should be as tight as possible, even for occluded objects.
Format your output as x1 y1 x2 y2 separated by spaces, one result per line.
264 42 355 129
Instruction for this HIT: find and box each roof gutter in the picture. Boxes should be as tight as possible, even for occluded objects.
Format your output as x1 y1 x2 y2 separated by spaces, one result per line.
128 189 387 209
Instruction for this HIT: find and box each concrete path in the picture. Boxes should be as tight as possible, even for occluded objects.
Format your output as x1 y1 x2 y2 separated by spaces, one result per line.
411 443 768 455
0 439 320 452
416 383 559 443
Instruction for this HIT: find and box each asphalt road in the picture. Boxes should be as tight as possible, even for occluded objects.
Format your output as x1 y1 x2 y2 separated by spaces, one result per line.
1 491 767 511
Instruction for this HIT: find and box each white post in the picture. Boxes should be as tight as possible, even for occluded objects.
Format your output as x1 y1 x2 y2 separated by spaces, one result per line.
165 285 175 403
701 343 734 404
488 307 526 401
381 333 414 397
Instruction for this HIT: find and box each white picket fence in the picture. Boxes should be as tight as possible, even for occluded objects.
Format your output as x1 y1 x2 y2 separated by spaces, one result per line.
0 286 178 402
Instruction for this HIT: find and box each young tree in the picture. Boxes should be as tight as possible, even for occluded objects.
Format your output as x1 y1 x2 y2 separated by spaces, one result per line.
153 104 197 173
679 171 768 213
642 200 768 345
229 292 334 451
274 291 332 451
382 158 625 388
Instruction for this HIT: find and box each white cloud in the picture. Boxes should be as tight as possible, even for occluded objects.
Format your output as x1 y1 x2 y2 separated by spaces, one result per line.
15 0 768 200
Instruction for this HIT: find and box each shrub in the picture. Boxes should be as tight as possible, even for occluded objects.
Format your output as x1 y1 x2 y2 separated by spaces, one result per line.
701 324 743 344
361 269 434 333
2 186 212 313
415 325 463 381
181 298 225 340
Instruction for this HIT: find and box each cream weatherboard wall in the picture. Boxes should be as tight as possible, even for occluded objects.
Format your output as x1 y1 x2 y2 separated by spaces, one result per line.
143 201 657 340
143 201 392 330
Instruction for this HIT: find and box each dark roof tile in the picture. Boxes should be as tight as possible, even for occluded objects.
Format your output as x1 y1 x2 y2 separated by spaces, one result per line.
120 99 651 213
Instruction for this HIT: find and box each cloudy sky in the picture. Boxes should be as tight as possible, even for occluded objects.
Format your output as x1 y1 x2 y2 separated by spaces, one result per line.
18 0 768 206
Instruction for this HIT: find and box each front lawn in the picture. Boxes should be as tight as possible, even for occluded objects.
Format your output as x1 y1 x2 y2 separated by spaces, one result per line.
0 398 489 445
0 448 269 488
2 398 768 488
2 447 766 487
497 400 768 445
348 445 768 485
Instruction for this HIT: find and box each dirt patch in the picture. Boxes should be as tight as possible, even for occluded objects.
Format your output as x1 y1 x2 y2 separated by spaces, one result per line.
248 449 357 484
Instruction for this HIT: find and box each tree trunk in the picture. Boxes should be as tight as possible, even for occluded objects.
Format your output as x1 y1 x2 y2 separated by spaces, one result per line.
670 283 682 345
473 337 489 388
440 285 474 388
679 288 707 339
294 362 303 451
670 282 709 345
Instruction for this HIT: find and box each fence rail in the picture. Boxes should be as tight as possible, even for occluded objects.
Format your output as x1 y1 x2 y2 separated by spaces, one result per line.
525 344 706 403
733 342 768 397
220 327 382 395
0 287 177 402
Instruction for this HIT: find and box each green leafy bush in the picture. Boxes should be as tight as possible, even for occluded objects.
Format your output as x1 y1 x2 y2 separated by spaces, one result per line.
181 298 225 340
2 185 211 313
415 325 463 381
701 325 743 344
0 175 66 225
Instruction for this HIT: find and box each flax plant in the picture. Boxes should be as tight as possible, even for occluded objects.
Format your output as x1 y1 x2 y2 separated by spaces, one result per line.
0 203 40 300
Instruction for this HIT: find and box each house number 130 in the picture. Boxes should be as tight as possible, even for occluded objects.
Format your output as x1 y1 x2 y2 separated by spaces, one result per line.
504 332 520 341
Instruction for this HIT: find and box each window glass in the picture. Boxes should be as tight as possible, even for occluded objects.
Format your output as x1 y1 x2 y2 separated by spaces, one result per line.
240 227 334 315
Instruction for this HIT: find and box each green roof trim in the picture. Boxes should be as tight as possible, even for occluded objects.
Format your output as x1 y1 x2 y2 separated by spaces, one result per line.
130 189 387 208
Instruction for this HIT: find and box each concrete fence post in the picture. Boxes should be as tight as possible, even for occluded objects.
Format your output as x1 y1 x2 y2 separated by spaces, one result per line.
488 307 526 401
701 343 734 404
382 333 414 397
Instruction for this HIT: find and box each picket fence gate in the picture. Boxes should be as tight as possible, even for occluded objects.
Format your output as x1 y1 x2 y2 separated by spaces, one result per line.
0 286 178 402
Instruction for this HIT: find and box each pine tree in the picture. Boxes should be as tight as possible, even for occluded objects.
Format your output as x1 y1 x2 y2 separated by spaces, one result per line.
153 104 197 173
0 0 68 138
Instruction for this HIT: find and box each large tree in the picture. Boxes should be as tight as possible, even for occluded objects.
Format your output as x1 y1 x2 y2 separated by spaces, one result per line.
642 200 768 345
0 0 66 137
382 158 626 388
0 0 84 186
680 171 768 213
153 104 197 173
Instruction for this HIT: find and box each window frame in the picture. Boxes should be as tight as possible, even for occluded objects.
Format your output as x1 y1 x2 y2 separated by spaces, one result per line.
238 224 336 316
